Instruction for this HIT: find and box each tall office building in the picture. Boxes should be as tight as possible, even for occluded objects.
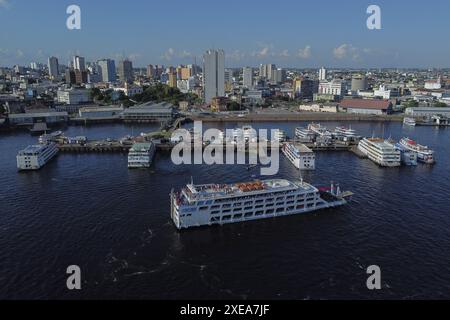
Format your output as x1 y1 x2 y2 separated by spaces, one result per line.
146 64 154 79
319 67 327 81
98 59 116 83
259 64 276 81
48 56 59 79
243 67 253 89
203 49 225 103
168 72 177 88
272 68 286 84
73 56 86 71
118 59 133 83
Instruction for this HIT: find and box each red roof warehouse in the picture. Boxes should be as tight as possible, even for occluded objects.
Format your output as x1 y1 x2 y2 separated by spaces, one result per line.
340 99 393 115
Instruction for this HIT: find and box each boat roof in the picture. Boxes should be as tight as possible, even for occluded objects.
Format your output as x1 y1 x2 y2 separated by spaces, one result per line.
130 142 153 152
286 142 313 153
18 144 53 155
184 179 316 201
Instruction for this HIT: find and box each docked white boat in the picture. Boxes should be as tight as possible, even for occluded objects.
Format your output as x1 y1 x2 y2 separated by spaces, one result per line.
171 179 352 230
282 143 315 170
38 131 63 144
128 142 156 168
399 138 435 164
295 127 316 142
308 123 332 137
272 129 286 143
17 143 59 171
403 117 416 127
334 126 358 141
394 143 418 166
232 125 257 144
357 138 401 167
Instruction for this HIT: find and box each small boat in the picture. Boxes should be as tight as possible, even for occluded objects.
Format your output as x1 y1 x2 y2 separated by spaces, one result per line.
403 117 416 127
399 138 435 164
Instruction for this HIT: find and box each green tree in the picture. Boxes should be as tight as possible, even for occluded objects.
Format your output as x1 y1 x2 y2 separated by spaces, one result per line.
434 101 448 108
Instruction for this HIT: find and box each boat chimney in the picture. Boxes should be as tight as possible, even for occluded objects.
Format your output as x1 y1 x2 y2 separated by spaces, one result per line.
331 181 335 195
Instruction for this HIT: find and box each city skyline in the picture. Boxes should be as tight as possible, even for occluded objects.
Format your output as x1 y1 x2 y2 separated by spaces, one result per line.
1 0 450 68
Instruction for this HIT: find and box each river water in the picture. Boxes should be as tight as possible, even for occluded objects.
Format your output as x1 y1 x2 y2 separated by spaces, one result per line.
0 121 449 299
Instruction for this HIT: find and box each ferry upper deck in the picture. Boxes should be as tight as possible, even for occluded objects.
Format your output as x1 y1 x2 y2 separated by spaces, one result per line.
181 179 317 202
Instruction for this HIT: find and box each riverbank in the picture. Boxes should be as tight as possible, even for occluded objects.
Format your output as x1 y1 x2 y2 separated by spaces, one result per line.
190 112 405 123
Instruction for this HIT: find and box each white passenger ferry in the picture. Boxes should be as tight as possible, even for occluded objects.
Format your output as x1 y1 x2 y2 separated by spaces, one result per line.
334 126 358 140
403 117 416 127
128 142 156 168
399 138 435 164
17 143 59 171
295 127 316 142
232 125 257 144
282 143 315 170
357 138 401 167
308 123 332 137
394 143 418 166
273 129 286 142
171 179 352 230
38 131 63 144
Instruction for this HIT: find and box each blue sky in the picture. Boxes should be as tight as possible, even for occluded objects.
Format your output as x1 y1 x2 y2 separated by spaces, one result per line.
1 0 450 68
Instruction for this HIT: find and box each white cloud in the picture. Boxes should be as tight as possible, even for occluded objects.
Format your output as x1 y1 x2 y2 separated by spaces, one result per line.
161 48 175 61
297 45 311 59
127 53 142 61
227 50 246 61
280 49 290 57
160 48 195 61
333 44 349 59
257 47 269 57
333 44 361 61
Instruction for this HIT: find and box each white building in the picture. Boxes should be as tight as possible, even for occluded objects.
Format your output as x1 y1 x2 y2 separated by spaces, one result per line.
57 88 91 104
259 64 276 81
271 68 286 84
405 107 450 117
113 83 143 97
319 67 327 81
203 49 225 103
373 85 391 99
299 103 339 113
243 67 253 89
319 80 346 97
424 78 442 90
73 56 86 71
98 59 116 83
